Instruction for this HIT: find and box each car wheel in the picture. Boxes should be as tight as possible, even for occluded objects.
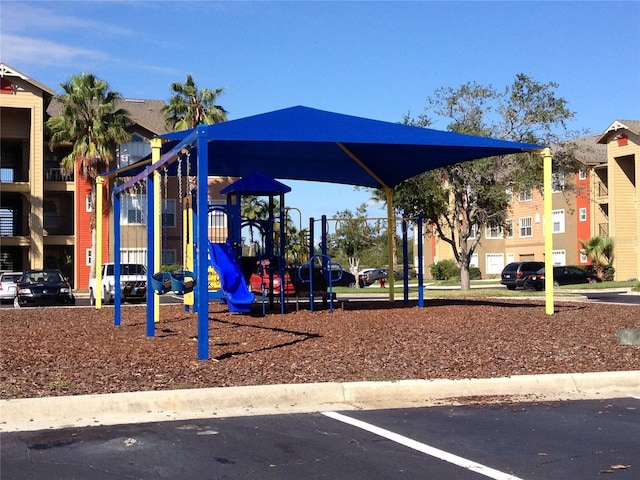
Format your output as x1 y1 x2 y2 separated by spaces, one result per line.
89 289 95 306
506 285 516 291
348 282 356 288
13 297 20 308
553 280 560 287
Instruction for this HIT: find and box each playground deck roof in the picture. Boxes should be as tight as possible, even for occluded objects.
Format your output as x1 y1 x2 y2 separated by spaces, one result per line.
145 105 541 190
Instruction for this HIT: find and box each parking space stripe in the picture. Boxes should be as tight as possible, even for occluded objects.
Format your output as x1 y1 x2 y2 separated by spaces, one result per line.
322 411 524 480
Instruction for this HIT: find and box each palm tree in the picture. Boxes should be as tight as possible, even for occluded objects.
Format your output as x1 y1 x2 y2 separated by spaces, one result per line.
46 73 131 278
163 74 227 131
580 235 615 279
241 196 268 255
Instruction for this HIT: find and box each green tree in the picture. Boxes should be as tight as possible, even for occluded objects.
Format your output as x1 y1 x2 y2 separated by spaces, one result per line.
163 74 227 131
580 235 615 280
241 196 268 255
46 73 131 279
327 204 377 283
392 74 582 290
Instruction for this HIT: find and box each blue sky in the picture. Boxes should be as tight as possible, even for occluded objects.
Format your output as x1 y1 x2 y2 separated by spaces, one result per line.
2 0 639 225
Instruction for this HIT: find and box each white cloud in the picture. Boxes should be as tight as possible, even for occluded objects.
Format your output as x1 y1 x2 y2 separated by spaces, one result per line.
0 34 108 67
1 2 134 37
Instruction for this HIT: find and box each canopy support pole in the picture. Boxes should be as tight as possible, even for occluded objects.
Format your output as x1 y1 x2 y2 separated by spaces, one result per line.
336 142 395 301
95 177 104 309
541 147 555 315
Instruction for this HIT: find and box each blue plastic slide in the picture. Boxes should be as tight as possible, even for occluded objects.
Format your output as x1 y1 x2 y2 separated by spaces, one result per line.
208 241 255 313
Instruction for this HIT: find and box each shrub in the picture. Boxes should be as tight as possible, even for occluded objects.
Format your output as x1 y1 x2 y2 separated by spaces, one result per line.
603 265 615 282
430 259 461 280
469 266 482 280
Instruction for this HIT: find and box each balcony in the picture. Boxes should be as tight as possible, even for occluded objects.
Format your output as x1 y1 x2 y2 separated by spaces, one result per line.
598 223 609 237
45 168 73 182
43 215 74 235
0 213 29 237
596 182 608 198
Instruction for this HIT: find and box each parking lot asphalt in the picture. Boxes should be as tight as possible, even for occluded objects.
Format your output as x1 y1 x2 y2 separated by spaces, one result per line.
1 371 639 433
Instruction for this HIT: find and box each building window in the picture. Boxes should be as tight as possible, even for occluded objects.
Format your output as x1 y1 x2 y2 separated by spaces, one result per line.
580 252 588 264
579 207 587 222
470 254 479 268
579 170 587 180
552 173 565 192
552 209 565 233
485 225 503 239
519 216 532 237
505 219 514 238
121 194 146 224
162 199 176 228
119 134 150 167
162 249 177 266
86 249 92 267
505 188 513 203
86 195 92 213
119 248 147 266
518 189 532 202
468 223 479 239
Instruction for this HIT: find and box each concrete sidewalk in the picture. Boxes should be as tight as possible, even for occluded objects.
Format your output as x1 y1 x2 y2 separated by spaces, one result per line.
2 371 638 432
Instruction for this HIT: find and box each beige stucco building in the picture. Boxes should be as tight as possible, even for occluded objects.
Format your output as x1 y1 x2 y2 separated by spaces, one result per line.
416 120 639 282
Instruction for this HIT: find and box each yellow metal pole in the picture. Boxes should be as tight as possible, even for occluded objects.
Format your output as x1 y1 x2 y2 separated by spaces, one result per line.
542 147 555 315
95 177 104 309
183 194 194 307
337 142 396 302
151 138 162 321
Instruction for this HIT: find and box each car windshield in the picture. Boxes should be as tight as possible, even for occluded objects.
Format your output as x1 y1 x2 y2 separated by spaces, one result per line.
1 274 21 282
23 271 64 283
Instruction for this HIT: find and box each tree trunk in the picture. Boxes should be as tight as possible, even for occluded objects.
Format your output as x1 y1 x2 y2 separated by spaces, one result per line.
460 264 471 290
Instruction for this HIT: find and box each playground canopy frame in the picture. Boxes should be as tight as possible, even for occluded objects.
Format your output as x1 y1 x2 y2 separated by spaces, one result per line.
98 105 552 361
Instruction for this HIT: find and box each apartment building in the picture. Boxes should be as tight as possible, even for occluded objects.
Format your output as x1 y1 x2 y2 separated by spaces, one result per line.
593 121 640 281
416 122 639 281
0 64 168 288
1 64 238 289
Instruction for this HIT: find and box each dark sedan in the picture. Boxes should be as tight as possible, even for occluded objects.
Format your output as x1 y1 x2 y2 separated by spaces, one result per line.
14 269 75 307
523 266 602 291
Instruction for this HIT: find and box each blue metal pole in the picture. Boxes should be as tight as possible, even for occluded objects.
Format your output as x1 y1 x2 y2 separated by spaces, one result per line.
113 191 122 326
146 169 156 336
402 219 408 305
196 128 210 360
417 214 424 308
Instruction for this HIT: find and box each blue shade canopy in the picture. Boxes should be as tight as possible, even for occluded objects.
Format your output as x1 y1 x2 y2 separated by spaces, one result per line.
220 170 291 196
158 106 542 189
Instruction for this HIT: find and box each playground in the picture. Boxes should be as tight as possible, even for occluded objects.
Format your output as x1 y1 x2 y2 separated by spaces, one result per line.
91 105 566 361
1 299 638 400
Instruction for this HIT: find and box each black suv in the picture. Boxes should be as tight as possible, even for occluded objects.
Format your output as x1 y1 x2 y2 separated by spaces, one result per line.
500 261 545 290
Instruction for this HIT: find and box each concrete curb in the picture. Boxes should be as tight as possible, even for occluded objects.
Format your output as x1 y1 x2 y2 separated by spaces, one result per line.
1 371 638 432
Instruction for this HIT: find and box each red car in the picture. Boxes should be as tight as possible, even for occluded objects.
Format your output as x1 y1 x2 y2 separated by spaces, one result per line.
249 259 296 295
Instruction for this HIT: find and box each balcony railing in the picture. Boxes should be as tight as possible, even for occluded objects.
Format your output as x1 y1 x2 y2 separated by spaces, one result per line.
597 182 608 197
0 215 29 236
598 223 609 237
0 215 74 236
45 168 73 181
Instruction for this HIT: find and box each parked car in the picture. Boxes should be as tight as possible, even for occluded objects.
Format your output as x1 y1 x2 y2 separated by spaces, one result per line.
523 266 602 291
500 261 545 290
14 269 75 307
358 268 400 287
0 272 22 303
249 259 296 296
326 268 356 288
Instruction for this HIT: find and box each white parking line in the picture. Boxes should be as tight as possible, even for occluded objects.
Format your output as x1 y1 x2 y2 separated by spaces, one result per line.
322 411 525 480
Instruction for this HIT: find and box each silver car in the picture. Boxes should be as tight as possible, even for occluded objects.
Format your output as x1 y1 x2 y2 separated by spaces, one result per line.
0 272 23 303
